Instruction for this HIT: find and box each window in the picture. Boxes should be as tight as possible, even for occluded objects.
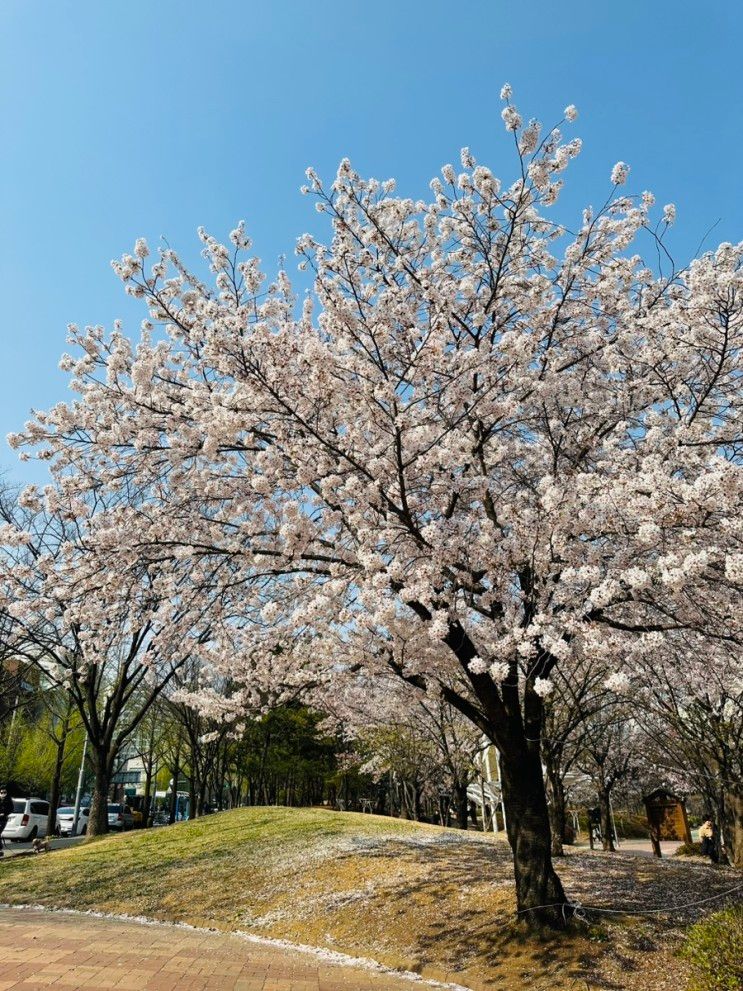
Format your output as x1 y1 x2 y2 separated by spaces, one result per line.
12 800 25 814
30 802 49 815
57 807 74 815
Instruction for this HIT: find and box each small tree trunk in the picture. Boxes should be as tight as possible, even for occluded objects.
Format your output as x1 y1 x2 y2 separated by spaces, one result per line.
413 781 422 821
723 788 743 868
598 788 616 852
142 760 153 827
718 788 741 868
545 758 566 857
454 782 469 830
47 732 68 836
499 744 569 929
88 751 111 836
188 776 197 819
197 776 208 816
648 824 662 857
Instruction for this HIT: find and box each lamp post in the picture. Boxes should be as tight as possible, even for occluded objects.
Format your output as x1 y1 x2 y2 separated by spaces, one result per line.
72 733 88 837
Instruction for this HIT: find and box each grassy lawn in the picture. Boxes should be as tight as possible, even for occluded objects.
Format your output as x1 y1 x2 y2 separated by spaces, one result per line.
0 807 737 990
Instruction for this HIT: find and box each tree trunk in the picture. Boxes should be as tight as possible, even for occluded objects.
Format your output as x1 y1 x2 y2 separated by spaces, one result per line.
414 781 422 821
499 744 569 928
87 751 111 836
401 780 418 820
721 787 743 868
598 788 615 852
47 734 68 836
197 776 207 816
545 758 566 857
454 781 469 830
142 761 153 828
188 774 197 819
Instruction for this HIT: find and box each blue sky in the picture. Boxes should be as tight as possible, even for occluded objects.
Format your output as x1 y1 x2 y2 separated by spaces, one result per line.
2 0 742 484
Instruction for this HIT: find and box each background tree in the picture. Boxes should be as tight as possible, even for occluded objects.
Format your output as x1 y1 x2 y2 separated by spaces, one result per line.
0 494 219 834
634 640 743 866
38 685 82 835
541 655 617 855
576 707 642 852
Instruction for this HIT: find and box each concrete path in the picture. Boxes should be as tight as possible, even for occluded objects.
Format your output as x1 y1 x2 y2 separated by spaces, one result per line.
0 908 423 991
571 839 683 858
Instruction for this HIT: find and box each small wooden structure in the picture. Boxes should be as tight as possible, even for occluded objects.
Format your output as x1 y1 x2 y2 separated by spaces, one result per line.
643 788 692 856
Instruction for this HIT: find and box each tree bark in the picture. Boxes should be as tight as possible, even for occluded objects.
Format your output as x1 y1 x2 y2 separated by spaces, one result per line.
545 757 566 857
87 750 111 836
197 775 208 816
454 781 469 830
499 744 569 928
721 787 743 869
598 788 616 852
142 761 153 827
46 733 68 836
188 775 197 819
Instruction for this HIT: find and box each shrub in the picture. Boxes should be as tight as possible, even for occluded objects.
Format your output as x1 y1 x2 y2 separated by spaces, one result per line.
615 812 651 839
675 841 703 857
682 905 743 991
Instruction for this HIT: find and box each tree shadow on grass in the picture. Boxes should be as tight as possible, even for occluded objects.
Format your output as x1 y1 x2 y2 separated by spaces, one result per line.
308 835 740 990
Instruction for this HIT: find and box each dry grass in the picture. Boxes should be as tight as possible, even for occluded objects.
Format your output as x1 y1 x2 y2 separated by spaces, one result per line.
0 806 739 990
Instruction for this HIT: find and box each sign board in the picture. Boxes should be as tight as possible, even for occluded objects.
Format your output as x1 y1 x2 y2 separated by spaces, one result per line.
111 770 141 785
643 789 692 844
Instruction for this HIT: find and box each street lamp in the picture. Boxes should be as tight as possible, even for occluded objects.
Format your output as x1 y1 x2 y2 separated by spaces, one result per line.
72 734 88 836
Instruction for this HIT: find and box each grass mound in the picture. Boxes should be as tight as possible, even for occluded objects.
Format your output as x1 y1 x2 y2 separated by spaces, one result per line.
0 806 737 991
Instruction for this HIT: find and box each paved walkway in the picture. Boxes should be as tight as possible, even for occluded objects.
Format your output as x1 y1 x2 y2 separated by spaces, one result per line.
0 837 85 859
572 839 682 858
0 909 420 991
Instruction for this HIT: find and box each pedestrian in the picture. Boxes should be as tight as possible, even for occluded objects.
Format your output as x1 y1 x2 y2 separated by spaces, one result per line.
699 815 718 863
0 785 13 858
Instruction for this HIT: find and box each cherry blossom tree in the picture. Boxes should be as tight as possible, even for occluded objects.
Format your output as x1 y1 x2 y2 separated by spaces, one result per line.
541 654 618 856
321 674 482 827
575 706 643 852
633 639 743 866
0 492 221 834
9 87 743 925
412 695 483 829
164 662 244 818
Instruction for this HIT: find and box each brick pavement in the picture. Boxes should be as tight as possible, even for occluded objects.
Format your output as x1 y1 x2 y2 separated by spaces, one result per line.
0 908 423 990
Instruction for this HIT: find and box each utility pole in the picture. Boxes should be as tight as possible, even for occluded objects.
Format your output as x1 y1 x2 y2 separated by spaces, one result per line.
72 734 88 836
6 691 20 744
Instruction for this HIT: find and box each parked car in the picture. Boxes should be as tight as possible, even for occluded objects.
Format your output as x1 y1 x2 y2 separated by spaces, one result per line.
107 803 134 831
1 798 51 841
55 806 90 836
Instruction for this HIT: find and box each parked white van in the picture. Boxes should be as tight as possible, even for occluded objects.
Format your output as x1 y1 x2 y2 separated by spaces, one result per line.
1 797 51 841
